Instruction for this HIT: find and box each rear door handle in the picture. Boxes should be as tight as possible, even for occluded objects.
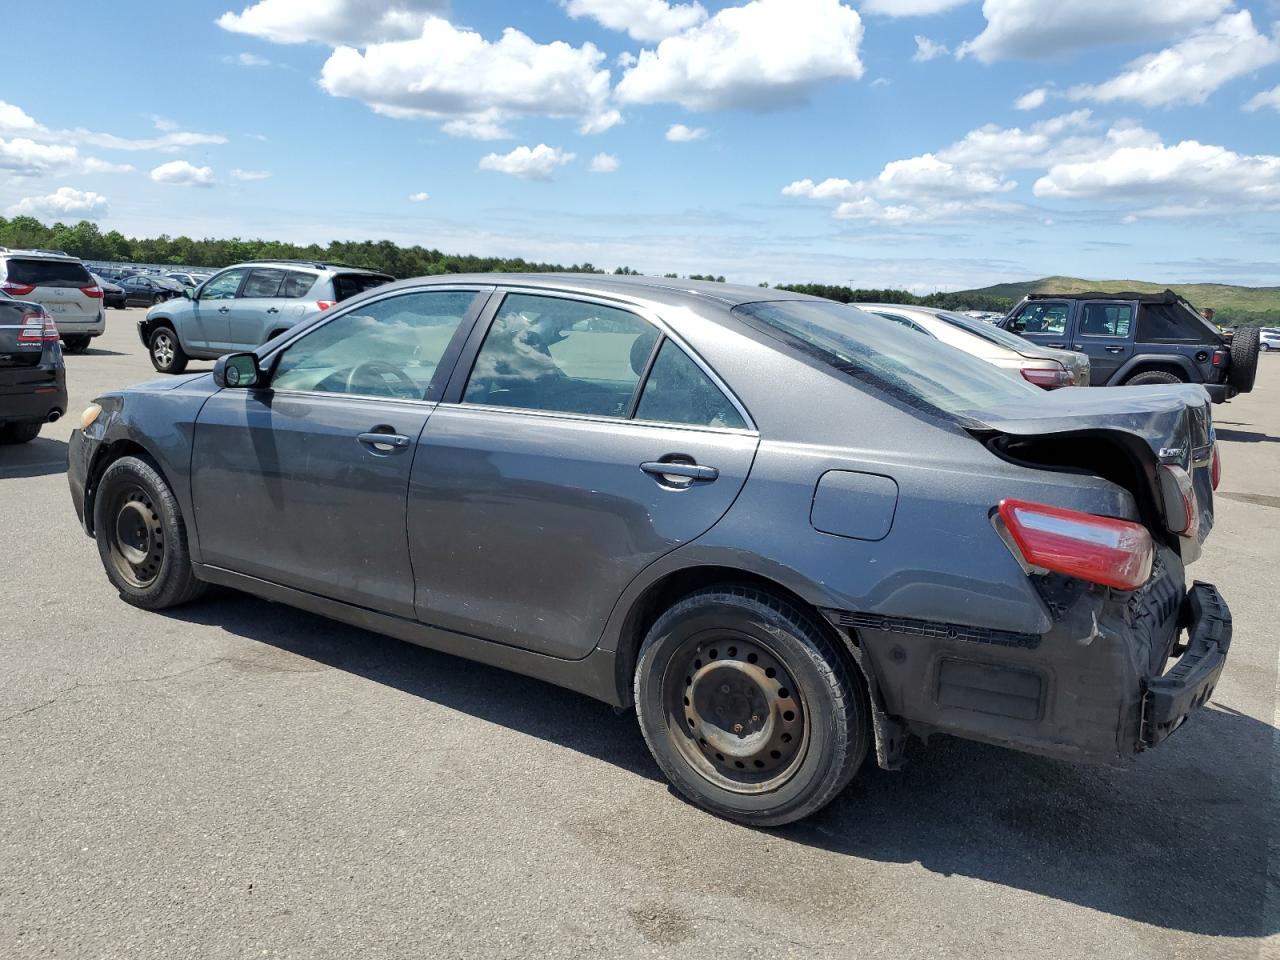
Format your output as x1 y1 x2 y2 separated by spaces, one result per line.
641 461 719 482
358 431 411 451
1046 342 1066 348
218 306 230 313
1105 346 1125 353
267 306 280 314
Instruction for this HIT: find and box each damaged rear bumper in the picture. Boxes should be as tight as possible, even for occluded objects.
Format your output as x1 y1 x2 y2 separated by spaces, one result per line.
823 563 1232 766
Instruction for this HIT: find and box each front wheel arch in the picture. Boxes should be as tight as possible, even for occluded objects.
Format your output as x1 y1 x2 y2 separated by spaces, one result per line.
83 439 162 537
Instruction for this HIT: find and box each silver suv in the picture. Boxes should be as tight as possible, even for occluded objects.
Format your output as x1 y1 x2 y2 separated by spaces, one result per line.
139 259 392 373
0 248 105 353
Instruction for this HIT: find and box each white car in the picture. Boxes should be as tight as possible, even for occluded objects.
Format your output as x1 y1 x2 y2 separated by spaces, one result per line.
856 303 1090 389
1259 329 1280 352
0 248 104 353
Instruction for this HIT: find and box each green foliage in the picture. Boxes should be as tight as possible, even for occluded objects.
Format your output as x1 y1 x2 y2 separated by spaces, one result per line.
774 283 1014 313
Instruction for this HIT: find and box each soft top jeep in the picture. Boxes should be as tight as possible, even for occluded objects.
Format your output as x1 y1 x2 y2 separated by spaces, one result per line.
1001 290 1258 403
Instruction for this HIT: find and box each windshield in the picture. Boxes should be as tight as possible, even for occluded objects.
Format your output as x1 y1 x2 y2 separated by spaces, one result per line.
935 310 1043 353
733 299 1041 421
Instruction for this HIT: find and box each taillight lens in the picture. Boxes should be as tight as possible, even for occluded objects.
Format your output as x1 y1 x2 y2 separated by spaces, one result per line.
1 280 35 296
1210 444 1221 491
16 310 59 343
1157 464 1199 538
80 284 104 299
315 300 336 311
1211 350 1226 367
1020 365 1072 389
997 499 1153 591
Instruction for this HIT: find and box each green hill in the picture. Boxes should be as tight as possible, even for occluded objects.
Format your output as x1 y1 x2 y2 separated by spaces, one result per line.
957 276 1280 324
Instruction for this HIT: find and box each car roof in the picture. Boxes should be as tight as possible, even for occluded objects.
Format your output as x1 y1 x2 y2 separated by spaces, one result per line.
1025 289 1183 304
0 247 80 261
234 259 391 274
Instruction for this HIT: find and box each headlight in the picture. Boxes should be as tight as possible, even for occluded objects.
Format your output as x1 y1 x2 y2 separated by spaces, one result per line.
80 403 102 429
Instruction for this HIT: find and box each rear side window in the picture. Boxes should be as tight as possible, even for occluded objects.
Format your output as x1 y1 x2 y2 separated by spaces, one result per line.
868 311 931 336
635 339 746 429
5 258 91 287
1012 301 1068 335
280 272 317 298
332 273 393 302
1136 302 1205 342
463 293 658 418
241 268 285 298
1079 302 1133 338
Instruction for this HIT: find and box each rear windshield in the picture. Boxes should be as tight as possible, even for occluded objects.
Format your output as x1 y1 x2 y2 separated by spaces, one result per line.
6 257 91 288
733 299 1040 422
935 310 1041 353
332 273 393 302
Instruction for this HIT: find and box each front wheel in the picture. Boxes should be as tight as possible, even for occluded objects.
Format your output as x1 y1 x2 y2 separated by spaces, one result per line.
148 325 188 374
92 455 206 609
634 586 870 826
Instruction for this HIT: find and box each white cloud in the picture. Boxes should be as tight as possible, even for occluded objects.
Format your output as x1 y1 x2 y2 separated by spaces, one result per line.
589 152 620 172
81 157 135 174
665 123 708 141
861 0 969 14
231 168 271 180
150 115 179 131
1014 87 1047 110
150 160 216 187
957 0 1232 63
563 0 707 42
224 52 272 66
0 101 43 134
217 0 446 45
871 77 890 87
616 0 865 111
408 191 431 201
935 109 1099 170
0 138 80 176
66 129 227 152
1068 12 1280 108
912 36 949 61
1245 84 1280 112
6 186 108 220
1033 138 1280 211
319 17 620 137
478 144 575 180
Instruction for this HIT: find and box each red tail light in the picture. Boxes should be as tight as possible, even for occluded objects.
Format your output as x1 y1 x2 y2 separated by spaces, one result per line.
1020 365 1072 389
1211 350 1226 367
1 280 35 296
997 499 1153 591
16 310 59 343
315 300 336 311
80 284 104 299
1210 444 1221 491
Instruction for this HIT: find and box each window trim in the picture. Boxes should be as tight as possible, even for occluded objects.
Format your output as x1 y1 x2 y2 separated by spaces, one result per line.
442 286 756 433
1076 299 1136 341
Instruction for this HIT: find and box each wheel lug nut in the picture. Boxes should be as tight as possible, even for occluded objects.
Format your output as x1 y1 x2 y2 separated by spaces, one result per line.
733 723 743 734
720 684 730 694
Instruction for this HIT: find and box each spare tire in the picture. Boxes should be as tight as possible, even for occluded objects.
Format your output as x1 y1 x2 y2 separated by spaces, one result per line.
1229 326 1260 393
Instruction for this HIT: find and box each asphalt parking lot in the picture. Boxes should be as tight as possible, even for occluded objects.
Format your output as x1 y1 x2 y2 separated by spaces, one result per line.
1 309 1277 960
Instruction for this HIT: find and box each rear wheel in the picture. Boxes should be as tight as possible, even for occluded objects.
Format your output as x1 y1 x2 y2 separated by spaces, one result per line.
62 334 91 353
148 325 188 374
0 421 41 444
93 455 206 609
634 586 870 826
1229 326 1259 392
1124 369 1184 387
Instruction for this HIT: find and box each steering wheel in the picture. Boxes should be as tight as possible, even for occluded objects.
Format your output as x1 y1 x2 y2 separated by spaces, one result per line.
345 359 420 398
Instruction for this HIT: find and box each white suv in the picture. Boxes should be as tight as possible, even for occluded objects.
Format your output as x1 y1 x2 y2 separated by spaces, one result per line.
0 248 104 353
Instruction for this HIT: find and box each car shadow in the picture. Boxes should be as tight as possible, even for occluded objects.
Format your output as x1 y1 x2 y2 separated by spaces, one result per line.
73 348 129 357
163 589 1275 938
0 437 67 478
1215 428 1280 444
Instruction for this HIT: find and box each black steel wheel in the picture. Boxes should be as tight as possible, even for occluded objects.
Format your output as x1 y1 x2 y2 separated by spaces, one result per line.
634 586 870 826
93 455 206 609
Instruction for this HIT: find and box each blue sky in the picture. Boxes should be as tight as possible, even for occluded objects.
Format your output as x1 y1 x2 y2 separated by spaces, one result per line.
2 0 1279 291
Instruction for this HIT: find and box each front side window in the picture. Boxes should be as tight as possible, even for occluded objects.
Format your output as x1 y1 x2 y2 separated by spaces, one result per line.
463 293 659 418
1079 302 1133 338
241 268 286 298
272 290 478 399
200 269 246 300
1012 301 1068 336
634 339 746 429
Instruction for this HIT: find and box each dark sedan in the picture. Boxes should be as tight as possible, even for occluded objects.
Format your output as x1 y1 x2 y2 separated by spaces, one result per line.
0 291 66 443
92 273 127 309
117 274 182 306
66 276 1231 824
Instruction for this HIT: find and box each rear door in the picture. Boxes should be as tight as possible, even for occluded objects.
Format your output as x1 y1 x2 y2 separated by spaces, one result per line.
1073 299 1136 384
1007 299 1071 351
226 267 287 349
408 290 759 659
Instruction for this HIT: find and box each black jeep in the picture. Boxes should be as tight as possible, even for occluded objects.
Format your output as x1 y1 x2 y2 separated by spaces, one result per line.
1001 291 1258 402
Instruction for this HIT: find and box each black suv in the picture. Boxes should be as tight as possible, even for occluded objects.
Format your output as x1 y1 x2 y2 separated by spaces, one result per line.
1002 291 1258 402
0 291 67 443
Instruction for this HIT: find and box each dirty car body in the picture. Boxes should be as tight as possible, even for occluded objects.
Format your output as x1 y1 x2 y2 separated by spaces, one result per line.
66 276 1231 823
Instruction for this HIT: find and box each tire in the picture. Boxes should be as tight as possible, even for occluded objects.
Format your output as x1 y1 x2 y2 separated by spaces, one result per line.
92 455 207 610
633 586 870 826
1124 370 1184 387
1261 342 1270 352
0 421 42 444
148 325 188 374
1229 326 1260 393
151 293 161 306
62 334 91 354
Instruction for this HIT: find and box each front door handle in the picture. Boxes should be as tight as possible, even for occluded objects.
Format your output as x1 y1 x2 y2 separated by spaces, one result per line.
1105 346 1125 354
218 306 230 314
267 306 280 314
641 461 719 483
357 431 411 452
1046 342 1066 348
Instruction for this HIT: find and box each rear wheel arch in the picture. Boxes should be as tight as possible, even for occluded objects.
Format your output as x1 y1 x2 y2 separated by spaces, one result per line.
1112 355 1196 385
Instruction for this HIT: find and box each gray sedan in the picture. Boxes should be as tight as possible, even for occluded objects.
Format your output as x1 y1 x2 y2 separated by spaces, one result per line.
66 275 1231 825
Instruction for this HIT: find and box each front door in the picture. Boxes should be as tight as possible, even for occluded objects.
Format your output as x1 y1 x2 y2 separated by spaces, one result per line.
190 287 488 617
409 292 759 659
1073 299 1136 384
190 268 248 352
1007 299 1071 351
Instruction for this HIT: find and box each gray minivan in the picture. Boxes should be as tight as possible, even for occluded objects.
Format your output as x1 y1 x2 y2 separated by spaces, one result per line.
0 249 105 353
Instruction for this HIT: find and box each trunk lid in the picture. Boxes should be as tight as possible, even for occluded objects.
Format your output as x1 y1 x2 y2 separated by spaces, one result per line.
0 299 47 368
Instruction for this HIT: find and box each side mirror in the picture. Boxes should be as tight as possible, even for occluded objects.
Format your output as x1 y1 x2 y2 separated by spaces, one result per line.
213 352 263 389
183 287 194 300
1008 318 1025 333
